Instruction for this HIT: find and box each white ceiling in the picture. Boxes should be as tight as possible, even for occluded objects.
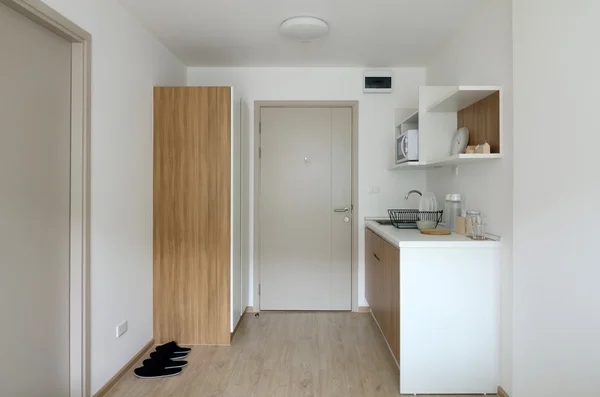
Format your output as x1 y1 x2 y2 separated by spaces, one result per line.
119 0 489 67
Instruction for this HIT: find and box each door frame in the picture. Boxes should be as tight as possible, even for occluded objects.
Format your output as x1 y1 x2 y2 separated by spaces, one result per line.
253 101 359 312
0 1 91 395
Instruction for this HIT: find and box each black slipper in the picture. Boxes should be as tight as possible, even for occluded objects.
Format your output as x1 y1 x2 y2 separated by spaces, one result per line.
156 341 192 354
150 350 188 361
143 357 188 369
133 365 182 379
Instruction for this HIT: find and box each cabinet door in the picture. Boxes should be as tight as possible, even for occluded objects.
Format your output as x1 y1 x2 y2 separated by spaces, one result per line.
365 228 374 307
154 87 232 345
379 239 391 346
383 240 400 362
372 234 385 329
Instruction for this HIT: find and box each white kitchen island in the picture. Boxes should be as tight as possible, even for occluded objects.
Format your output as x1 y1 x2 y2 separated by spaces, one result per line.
365 220 501 395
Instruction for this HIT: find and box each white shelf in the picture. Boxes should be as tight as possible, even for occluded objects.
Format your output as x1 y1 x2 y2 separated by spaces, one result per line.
389 161 428 170
390 154 502 170
397 109 419 126
426 86 500 112
427 153 502 167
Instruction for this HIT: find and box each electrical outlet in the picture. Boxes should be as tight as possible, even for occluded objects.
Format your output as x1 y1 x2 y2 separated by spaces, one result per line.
116 320 128 338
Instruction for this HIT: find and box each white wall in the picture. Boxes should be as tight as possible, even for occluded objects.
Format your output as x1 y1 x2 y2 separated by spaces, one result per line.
424 1 513 393
39 0 186 394
188 67 427 307
513 1 600 396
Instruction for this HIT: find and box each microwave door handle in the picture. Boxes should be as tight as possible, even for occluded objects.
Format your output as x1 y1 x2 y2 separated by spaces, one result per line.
400 135 408 158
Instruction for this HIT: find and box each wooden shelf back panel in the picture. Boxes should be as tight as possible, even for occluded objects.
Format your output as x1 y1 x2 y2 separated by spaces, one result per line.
153 87 231 345
457 91 500 153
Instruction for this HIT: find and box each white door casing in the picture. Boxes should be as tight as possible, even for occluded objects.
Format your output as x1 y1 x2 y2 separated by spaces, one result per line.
259 107 352 310
0 1 71 395
0 0 91 395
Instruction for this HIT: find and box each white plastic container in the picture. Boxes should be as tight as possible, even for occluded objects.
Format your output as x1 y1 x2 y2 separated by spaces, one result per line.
444 193 462 232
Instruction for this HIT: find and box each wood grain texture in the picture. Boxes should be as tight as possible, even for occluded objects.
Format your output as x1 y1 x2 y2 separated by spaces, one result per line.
420 229 451 235
366 229 400 364
458 91 500 153
371 231 385 330
93 339 154 397
383 242 400 363
153 87 231 345
498 386 510 397
104 313 490 397
365 228 375 307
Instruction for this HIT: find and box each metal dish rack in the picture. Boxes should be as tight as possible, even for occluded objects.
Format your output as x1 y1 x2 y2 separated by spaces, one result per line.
387 209 444 229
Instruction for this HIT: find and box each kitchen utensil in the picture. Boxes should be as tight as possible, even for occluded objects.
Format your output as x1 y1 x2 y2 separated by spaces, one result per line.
444 193 462 232
450 127 469 155
455 216 474 236
468 210 486 240
388 209 443 229
416 220 438 230
419 192 438 212
420 229 451 235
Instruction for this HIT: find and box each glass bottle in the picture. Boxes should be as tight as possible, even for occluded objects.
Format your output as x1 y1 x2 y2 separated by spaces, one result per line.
468 210 486 240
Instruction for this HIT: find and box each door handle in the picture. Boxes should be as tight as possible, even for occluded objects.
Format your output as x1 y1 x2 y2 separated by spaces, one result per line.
373 253 381 261
334 207 350 213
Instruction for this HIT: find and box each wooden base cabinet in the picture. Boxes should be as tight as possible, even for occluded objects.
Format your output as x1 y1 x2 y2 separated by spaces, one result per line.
365 228 400 362
366 225 501 394
153 87 243 345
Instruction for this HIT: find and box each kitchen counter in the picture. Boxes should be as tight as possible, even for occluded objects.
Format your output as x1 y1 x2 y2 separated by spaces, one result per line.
365 219 501 248
364 217 501 394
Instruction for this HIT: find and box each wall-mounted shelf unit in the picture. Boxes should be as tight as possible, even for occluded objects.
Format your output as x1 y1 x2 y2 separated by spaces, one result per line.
390 85 502 170
426 86 500 112
391 154 501 170
390 161 428 170
397 109 419 126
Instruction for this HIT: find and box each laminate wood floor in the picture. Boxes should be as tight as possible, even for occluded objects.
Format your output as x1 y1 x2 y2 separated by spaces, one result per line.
105 312 493 397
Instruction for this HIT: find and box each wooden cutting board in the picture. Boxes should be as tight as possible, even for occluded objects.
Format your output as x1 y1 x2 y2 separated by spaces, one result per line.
420 229 451 235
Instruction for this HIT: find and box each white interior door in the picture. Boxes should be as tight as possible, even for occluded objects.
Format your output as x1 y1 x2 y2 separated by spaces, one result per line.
260 107 352 310
0 2 72 395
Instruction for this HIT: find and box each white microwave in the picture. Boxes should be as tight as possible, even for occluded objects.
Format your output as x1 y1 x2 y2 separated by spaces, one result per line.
396 129 419 164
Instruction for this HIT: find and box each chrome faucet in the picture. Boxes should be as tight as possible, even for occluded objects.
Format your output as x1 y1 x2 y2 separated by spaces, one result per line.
405 190 423 200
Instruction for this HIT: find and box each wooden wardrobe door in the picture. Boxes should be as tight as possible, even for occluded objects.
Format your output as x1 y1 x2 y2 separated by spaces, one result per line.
153 87 231 345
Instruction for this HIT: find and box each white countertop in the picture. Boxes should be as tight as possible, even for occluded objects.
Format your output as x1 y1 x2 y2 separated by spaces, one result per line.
365 219 501 248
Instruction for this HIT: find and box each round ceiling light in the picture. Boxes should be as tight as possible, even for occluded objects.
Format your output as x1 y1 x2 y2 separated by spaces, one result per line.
279 16 329 42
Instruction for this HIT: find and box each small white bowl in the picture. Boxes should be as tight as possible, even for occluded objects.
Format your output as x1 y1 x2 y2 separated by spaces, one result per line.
417 221 437 230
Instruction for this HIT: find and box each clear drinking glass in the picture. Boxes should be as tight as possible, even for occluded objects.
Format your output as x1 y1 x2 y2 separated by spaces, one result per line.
470 212 486 240
419 192 438 212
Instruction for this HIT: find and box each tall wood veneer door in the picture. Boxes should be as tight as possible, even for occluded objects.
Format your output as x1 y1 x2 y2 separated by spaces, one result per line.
154 87 231 345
